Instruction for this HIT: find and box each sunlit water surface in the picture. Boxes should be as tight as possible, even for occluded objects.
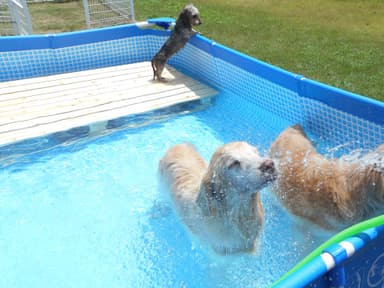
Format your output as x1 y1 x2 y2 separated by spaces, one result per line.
0 92 335 287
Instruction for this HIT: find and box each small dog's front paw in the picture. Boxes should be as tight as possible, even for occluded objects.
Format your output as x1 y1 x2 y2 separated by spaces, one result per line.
192 29 202 36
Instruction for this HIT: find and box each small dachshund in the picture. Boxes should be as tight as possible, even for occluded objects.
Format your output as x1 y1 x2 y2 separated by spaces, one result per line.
151 3 202 82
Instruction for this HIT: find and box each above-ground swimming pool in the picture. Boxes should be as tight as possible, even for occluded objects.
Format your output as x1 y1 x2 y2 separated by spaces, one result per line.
1 19 384 287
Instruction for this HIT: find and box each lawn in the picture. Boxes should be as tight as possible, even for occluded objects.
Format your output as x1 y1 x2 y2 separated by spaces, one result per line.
29 1 85 34
29 0 384 101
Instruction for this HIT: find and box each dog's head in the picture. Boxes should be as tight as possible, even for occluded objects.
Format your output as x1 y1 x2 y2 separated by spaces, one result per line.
179 3 202 27
204 142 276 201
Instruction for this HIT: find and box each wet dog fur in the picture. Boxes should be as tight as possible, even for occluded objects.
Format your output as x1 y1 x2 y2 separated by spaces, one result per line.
151 3 202 82
159 142 276 254
270 124 384 231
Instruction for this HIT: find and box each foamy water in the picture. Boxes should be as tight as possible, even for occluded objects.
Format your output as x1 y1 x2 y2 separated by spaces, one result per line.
0 92 339 287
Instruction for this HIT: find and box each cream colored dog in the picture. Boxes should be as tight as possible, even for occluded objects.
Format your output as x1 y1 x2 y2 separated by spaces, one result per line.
270 124 384 231
159 142 276 254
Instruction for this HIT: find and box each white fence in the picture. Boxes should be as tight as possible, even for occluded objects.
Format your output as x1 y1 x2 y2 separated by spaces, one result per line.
82 0 134 28
0 0 135 36
0 0 32 35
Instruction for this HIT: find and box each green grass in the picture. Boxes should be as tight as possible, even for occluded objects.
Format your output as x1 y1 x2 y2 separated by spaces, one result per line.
29 1 85 34
29 0 384 101
135 0 384 102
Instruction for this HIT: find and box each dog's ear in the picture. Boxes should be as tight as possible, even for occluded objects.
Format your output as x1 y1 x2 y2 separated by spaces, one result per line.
201 176 217 215
202 173 226 202
177 4 192 26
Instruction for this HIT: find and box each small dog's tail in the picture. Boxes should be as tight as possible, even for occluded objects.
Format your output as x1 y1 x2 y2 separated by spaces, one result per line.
291 124 305 134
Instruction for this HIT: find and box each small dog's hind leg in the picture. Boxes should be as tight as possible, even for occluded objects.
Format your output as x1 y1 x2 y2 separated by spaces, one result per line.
151 59 167 82
155 64 167 82
151 59 157 80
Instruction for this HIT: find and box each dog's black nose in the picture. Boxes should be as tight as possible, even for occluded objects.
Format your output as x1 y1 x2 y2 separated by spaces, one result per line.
259 159 275 174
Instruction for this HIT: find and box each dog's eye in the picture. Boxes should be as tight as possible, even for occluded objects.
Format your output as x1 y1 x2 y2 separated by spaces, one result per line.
228 160 241 170
192 15 198 18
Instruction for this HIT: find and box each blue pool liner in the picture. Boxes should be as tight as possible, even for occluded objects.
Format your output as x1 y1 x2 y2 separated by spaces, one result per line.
1 19 384 287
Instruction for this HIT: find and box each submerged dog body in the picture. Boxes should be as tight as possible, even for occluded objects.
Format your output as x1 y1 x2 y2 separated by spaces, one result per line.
159 142 276 254
270 124 384 231
151 3 202 81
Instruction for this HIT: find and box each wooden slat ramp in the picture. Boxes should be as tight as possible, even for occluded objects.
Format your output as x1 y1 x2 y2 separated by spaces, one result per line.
0 61 218 146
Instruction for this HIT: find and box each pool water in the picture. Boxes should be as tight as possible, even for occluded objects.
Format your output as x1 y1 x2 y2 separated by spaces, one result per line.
0 91 326 287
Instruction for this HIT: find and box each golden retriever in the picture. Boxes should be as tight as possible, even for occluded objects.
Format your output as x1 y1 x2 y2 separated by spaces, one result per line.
159 142 276 254
270 124 384 231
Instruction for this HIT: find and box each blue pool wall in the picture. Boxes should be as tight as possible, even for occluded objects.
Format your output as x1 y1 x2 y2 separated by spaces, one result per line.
1 22 383 152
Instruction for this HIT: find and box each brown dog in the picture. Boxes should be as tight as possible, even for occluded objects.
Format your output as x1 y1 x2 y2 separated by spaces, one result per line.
151 3 202 82
159 142 276 254
270 124 384 231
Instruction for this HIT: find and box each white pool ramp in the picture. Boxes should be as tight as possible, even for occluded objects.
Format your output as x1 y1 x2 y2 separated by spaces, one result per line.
0 61 218 146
